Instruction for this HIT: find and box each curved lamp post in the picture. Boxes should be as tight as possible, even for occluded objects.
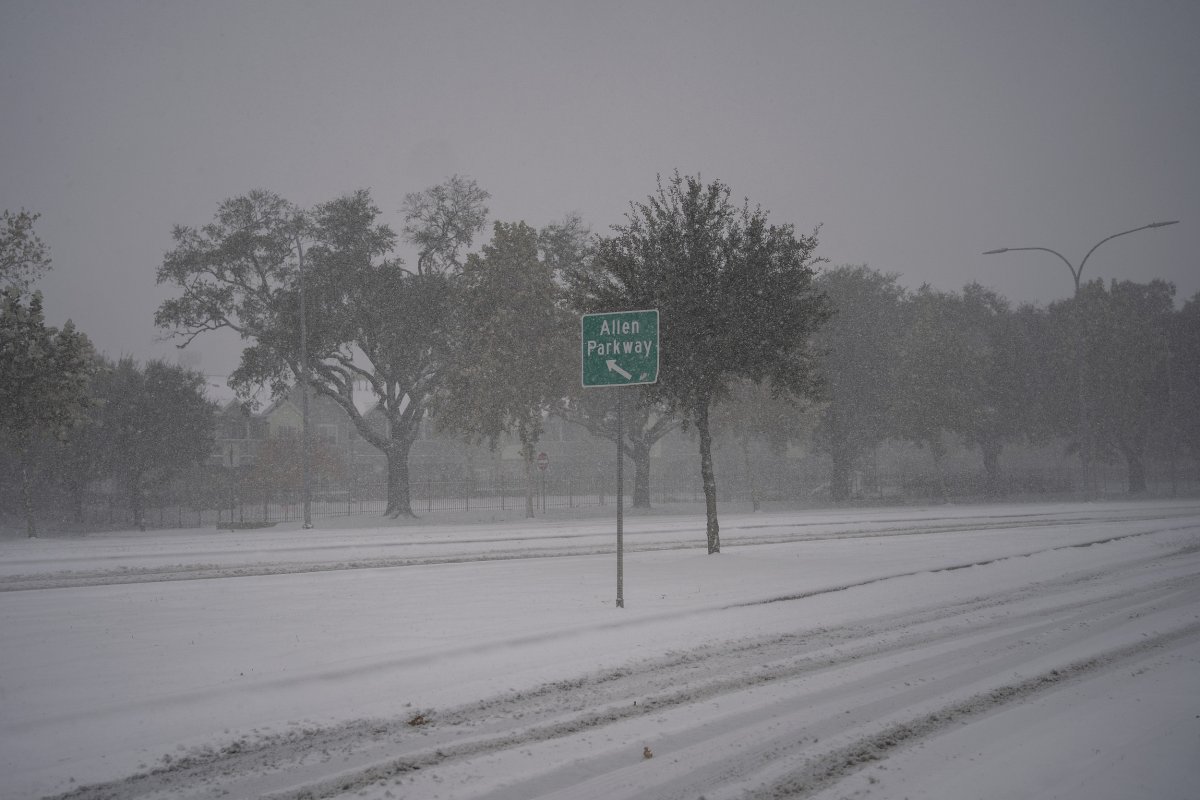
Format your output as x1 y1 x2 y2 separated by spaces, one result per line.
983 220 1179 497
983 221 1178 293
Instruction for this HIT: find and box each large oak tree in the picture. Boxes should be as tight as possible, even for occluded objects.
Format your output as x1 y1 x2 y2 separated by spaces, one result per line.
156 178 490 518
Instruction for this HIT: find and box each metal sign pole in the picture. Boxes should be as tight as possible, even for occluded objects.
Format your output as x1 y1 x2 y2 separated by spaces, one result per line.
579 309 658 611
616 388 624 608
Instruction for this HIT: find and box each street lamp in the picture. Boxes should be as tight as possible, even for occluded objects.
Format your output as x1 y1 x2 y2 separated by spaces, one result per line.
983 220 1179 497
983 221 1178 293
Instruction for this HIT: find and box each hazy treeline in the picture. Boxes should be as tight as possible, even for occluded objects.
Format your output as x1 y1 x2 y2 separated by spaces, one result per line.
3 180 1197 537
804 267 1198 500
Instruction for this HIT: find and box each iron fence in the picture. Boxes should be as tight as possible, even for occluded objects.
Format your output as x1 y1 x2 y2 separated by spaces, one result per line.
9 459 1197 534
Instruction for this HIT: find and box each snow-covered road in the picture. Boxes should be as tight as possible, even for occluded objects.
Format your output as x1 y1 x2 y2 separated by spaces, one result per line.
2 501 1198 799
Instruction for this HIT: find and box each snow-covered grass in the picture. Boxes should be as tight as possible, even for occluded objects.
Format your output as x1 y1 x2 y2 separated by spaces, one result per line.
2 500 1198 799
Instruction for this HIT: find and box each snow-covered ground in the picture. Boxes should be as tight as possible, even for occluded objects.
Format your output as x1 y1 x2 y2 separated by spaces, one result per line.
2 500 1198 799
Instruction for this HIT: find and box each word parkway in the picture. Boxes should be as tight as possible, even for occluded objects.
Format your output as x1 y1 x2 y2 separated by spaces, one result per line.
586 339 655 358
581 308 659 388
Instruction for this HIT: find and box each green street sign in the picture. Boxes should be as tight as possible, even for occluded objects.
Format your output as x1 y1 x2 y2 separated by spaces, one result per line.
581 309 659 387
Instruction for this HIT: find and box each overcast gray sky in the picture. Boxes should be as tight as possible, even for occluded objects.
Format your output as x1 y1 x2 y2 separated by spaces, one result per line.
3 0 1196 382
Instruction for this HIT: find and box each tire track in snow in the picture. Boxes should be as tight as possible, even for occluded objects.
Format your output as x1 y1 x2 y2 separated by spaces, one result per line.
4 509 1197 592
752 623 1200 799
44 538 1200 800
445 573 1200 800
18 525 1199 740
734 522 1200 608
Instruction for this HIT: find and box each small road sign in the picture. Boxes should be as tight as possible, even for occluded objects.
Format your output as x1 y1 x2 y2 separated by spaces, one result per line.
581 309 659 387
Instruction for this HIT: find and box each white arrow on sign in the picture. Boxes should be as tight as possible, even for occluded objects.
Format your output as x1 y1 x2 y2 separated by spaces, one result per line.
606 359 632 380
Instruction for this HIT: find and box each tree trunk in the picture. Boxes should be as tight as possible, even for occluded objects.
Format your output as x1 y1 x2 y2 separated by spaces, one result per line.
383 437 417 518
524 448 536 519
695 401 720 554
930 446 948 502
741 436 760 512
20 451 37 538
1121 442 1148 494
129 475 146 531
631 442 652 509
70 478 85 524
981 439 1003 497
830 438 854 502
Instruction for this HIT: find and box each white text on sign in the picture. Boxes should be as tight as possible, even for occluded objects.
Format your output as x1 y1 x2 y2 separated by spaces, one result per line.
586 339 654 357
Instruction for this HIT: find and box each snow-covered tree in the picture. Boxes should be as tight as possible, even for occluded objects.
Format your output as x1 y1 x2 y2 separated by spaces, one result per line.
570 173 828 553
1 209 52 293
0 289 93 536
85 358 217 529
549 214 680 509
434 221 575 517
811 266 906 501
156 178 490 518
949 284 1035 494
1073 279 1175 493
1171 292 1200 472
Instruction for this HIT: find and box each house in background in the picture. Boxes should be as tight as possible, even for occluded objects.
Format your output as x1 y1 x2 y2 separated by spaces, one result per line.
207 384 508 491
210 400 268 468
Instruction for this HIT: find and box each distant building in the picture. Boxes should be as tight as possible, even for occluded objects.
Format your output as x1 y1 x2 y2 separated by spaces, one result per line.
204 382 720 496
